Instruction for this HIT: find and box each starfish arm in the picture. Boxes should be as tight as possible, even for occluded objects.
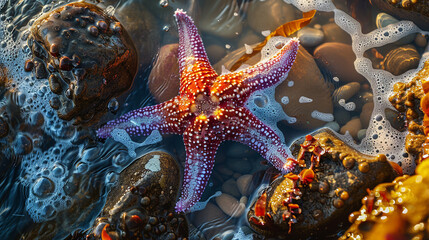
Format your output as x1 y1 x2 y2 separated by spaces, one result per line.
175 118 221 212
211 38 299 102
222 107 296 173
96 97 183 139
174 9 218 96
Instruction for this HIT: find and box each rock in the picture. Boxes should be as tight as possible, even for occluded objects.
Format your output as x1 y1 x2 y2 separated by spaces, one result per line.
321 23 352 44
238 29 264 48
357 128 367 140
0 116 9 138
275 46 333 130
314 42 367 84
324 121 340 132
360 102 374 129
28 2 138 125
206 44 227 64
248 129 398 238
341 160 429 240
375 13 415 44
222 178 241 198
333 82 361 106
236 174 253 196
115 0 160 67
199 0 244 38
370 0 429 31
334 107 352 126
148 44 180 103
389 60 427 163
297 27 325 48
216 193 246 218
226 158 252 174
415 33 427 48
381 44 420 76
192 203 228 239
86 151 188 239
340 117 362 139
246 0 296 33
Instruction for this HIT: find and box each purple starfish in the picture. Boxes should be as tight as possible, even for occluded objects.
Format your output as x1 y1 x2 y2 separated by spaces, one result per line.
97 9 299 212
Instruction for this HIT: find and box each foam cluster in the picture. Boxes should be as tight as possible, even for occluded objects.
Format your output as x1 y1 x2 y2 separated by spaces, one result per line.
245 0 429 174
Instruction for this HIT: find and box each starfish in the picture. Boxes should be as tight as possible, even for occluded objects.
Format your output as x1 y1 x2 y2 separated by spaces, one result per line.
97 9 299 212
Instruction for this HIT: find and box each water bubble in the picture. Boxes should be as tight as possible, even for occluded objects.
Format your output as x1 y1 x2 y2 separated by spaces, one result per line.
108 98 119 113
162 25 170 32
52 163 65 177
159 0 168 7
253 94 268 108
32 177 55 198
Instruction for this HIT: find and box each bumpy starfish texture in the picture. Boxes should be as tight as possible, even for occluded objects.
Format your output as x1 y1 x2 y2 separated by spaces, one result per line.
97 9 300 212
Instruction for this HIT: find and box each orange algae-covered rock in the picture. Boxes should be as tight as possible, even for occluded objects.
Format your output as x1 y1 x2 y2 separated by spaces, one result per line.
341 160 429 240
247 129 398 239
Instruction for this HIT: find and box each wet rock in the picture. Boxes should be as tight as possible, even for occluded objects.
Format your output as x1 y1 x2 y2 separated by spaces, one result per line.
0 116 9 138
237 174 253 196
248 129 398 238
246 0 296 33
357 129 367 140
297 27 324 48
216 193 246 218
192 203 228 239
148 44 180 103
275 46 333 130
415 33 427 48
375 13 415 44
340 118 362 140
199 0 244 38
381 44 420 76
314 42 367 84
222 178 240 198
360 102 374 129
86 151 188 239
115 0 160 67
334 107 352 126
333 82 361 106
389 61 426 163
324 121 340 132
322 23 352 44
341 160 429 239
28 2 138 125
370 0 429 31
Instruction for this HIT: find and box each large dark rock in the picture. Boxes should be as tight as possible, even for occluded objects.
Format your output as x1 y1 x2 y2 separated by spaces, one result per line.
27 2 138 125
84 151 189 239
247 129 399 239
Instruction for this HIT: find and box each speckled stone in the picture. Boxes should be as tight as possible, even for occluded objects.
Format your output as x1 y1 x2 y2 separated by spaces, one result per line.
85 151 188 239
248 129 398 238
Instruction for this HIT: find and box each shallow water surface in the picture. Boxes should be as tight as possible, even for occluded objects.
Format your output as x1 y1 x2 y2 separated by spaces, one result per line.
0 0 428 239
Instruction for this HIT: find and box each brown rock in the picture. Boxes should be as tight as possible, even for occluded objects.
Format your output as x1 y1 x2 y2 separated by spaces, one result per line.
148 44 180 103
87 151 188 239
246 0 297 33
215 193 246 218
314 42 367 83
340 117 362 139
360 102 374 129
29 2 138 125
275 46 333 130
199 0 244 38
333 82 361 106
322 23 352 44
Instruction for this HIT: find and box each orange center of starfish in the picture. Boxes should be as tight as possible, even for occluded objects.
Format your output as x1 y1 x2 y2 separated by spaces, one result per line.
190 93 220 119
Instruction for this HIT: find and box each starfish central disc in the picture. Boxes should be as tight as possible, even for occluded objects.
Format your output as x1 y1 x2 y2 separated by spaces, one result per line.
190 94 220 118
